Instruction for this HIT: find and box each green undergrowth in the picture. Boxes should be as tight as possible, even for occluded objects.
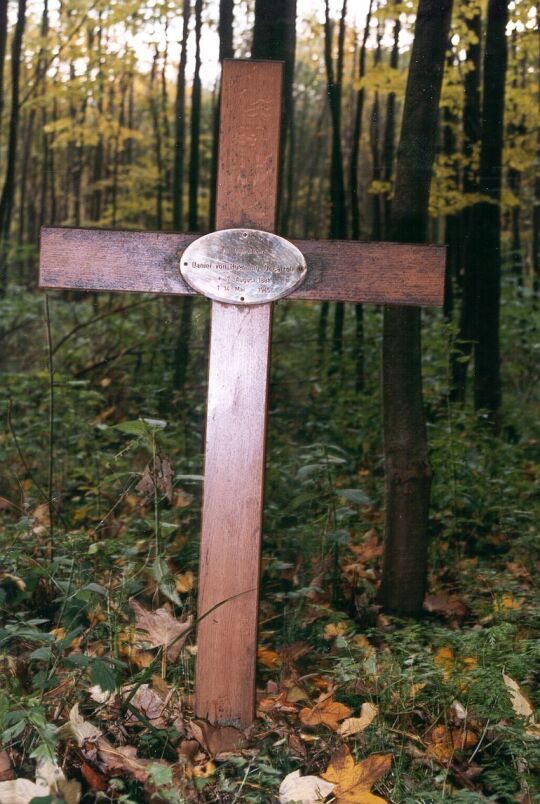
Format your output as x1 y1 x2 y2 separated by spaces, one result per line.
0 275 539 801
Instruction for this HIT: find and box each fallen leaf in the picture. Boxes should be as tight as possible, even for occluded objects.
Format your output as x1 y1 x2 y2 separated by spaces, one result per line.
349 530 383 562
175 570 195 593
0 751 14 782
58 703 102 746
97 737 170 785
503 673 534 719
339 702 378 737
0 760 81 804
503 672 540 737
426 724 477 762
258 646 282 668
299 695 352 732
258 690 298 715
129 598 192 661
279 769 335 803
423 593 468 619
324 621 349 640
322 745 391 803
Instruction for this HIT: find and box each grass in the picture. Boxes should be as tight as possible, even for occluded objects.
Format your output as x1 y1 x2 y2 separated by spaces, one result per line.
0 274 539 801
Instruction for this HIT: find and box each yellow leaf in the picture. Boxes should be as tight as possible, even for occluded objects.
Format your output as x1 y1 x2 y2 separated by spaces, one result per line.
324 621 349 640
192 761 216 778
175 570 194 594
299 696 352 731
339 702 378 737
322 746 391 802
258 646 282 668
434 646 454 680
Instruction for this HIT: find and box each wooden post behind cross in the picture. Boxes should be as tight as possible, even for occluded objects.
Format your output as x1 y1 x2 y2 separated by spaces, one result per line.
39 59 446 727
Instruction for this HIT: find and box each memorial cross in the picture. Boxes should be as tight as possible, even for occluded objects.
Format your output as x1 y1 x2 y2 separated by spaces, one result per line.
39 59 445 728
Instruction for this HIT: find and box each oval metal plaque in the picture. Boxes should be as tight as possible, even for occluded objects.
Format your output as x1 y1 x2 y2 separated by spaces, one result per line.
180 228 307 305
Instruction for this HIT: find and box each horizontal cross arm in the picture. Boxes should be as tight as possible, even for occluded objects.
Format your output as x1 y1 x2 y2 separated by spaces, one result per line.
40 227 445 307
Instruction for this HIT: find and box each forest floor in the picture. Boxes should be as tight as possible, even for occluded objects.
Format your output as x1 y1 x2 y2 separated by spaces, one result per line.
0 276 539 802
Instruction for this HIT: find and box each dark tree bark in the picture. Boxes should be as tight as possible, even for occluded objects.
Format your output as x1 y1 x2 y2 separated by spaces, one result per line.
188 0 202 232
173 0 194 393
369 24 383 241
451 1 481 402
0 0 27 292
150 47 164 230
382 6 400 235
472 0 508 418
252 0 297 232
0 0 8 139
378 0 453 615
323 0 348 358
349 0 373 241
349 0 373 391
208 0 233 230
173 0 190 231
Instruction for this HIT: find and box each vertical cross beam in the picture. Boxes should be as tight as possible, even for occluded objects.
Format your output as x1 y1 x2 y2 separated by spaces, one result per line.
195 60 283 726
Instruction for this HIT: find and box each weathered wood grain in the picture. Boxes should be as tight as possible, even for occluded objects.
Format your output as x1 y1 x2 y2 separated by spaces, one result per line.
195 59 282 727
40 227 445 307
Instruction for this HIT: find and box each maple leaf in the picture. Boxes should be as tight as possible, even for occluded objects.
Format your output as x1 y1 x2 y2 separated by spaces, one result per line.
322 746 392 803
129 598 192 661
426 724 477 762
299 694 352 731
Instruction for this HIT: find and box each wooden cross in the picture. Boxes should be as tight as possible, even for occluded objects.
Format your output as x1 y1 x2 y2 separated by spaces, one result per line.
39 60 445 727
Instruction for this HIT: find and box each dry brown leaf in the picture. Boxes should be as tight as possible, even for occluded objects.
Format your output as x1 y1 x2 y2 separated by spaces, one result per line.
339 702 378 737
0 751 14 782
129 599 192 661
503 673 540 737
136 456 173 502
423 593 468 619
299 696 352 731
349 530 383 563
322 745 391 803
97 737 170 785
258 690 298 715
57 703 102 746
190 719 246 757
426 724 477 762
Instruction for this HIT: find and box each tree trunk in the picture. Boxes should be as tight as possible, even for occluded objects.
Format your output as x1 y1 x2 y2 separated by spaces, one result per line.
323 0 348 357
382 6 400 235
0 0 8 140
150 47 164 230
0 0 27 293
473 0 508 419
173 0 190 231
451 1 481 402
378 0 453 615
188 0 202 232
350 0 373 391
369 24 383 241
252 0 297 232
349 0 373 241
208 0 234 230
